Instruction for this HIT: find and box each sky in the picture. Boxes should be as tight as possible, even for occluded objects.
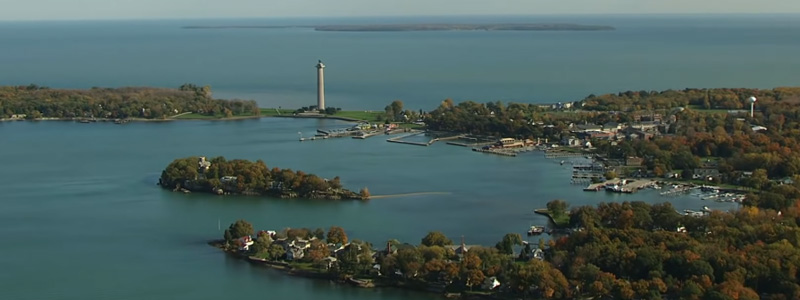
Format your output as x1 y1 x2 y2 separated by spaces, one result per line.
2 0 800 21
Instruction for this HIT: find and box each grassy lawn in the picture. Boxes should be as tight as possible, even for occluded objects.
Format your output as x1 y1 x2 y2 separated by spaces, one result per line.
534 209 570 228
173 112 258 119
173 113 224 119
398 123 425 129
687 105 731 114
289 262 319 271
259 108 297 116
333 110 384 122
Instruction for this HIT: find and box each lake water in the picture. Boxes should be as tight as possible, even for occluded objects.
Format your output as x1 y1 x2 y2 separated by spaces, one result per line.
2 14 800 110
0 14 791 300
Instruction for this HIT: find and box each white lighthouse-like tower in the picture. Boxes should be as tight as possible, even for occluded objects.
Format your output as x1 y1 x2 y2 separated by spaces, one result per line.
749 96 757 118
316 60 326 111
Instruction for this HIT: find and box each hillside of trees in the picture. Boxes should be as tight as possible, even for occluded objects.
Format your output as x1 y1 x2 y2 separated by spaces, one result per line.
159 156 367 200
0 84 259 119
222 200 800 299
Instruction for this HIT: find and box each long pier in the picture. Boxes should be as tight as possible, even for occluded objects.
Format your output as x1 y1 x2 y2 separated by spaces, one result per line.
386 132 430 146
472 148 517 157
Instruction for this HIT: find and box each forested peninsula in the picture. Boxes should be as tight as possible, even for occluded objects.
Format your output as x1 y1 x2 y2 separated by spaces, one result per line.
0 84 259 120
421 87 800 211
182 23 615 31
217 200 800 299
159 156 369 200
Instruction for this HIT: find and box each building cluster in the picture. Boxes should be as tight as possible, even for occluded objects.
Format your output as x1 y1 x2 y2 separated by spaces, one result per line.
560 117 664 147
233 231 546 292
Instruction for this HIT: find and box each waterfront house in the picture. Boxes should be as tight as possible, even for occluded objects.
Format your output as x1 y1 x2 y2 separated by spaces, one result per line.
221 176 238 183
323 257 338 269
561 136 581 147
237 236 254 251
693 168 721 181
198 157 211 172
496 138 525 148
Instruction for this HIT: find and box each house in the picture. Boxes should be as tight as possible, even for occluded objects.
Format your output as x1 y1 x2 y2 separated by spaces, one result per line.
519 244 545 261
620 127 654 141
496 138 525 148
10 114 26 119
561 136 581 147
221 176 238 183
237 236 254 251
571 123 603 133
198 157 211 172
602 122 622 133
693 168 721 181
482 276 501 290
285 238 312 261
625 156 644 167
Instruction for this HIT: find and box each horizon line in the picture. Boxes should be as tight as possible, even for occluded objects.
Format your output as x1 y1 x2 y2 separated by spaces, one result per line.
2 12 800 23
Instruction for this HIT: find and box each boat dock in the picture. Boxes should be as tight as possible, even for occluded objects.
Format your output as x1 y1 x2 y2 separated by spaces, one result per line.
583 179 657 193
660 184 697 197
545 151 588 159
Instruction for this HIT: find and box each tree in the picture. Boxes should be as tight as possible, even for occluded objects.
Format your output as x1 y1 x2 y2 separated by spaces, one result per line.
251 234 273 255
267 243 286 260
312 228 326 240
359 187 370 199
421 231 453 247
327 226 348 245
305 239 330 264
547 199 569 219
227 219 254 240
495 233 523 255
605 170 618 180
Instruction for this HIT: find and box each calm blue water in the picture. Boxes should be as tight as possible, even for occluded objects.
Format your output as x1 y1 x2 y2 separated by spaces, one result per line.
2 15 800 110
0 14 789 300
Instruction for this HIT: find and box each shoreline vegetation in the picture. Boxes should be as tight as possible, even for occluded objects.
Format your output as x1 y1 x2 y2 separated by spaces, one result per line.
181 23 616 32
159 156 369 200
216 199 800 299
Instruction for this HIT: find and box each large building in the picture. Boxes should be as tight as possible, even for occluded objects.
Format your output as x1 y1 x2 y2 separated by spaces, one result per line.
316 60 326 110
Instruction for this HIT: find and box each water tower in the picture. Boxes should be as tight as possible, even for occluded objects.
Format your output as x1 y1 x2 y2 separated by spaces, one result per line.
748 96 757 118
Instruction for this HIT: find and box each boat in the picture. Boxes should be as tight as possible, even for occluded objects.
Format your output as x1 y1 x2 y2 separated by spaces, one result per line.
527 225 545 236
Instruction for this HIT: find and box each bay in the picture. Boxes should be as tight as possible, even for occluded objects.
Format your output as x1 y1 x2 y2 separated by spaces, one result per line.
0 118 736 300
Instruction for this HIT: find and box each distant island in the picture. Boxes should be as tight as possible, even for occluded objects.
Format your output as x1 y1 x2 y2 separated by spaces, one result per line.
182 23 616 32
0 84 259 121
159 156 369 200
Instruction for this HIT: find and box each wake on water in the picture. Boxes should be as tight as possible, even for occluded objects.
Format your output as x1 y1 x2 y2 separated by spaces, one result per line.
369 192 452 199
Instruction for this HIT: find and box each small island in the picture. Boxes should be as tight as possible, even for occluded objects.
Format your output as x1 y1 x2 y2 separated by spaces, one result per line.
182 23 616 32
159 156 369 200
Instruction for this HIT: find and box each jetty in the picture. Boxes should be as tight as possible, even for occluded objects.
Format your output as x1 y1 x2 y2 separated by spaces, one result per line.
386 132 430 146
472 148 518 156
